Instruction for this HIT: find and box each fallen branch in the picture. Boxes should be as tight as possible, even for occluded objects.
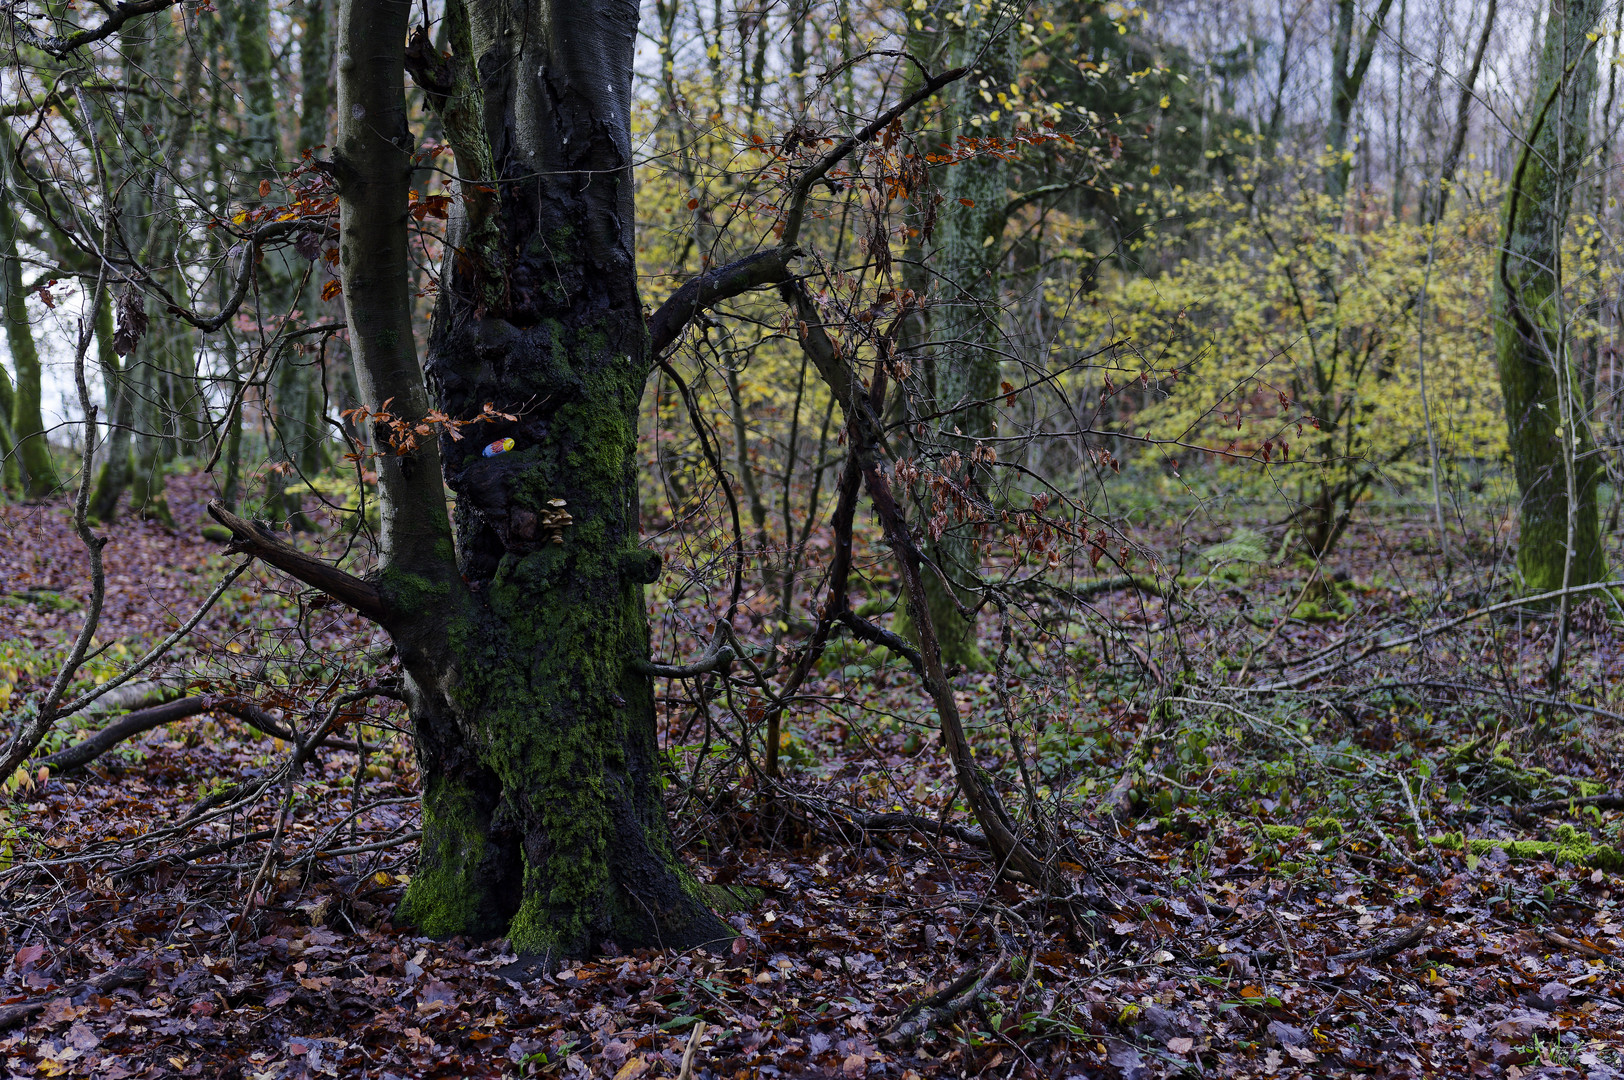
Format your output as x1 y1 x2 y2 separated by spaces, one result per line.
847 812 987 848
1330 924 1428 966
1519 792 1624 814
881 951 1006 1046
113 829 278 880
0 966 150 1029
1540 930 1614 960
1255 580 1624 691
1337 680 1624 725
40 696 358 773
206 503 388 623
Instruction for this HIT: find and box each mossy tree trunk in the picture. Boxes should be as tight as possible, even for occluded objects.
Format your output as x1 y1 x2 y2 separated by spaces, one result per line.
282 0 731 958
0 138 60 499
894 10 1017 673
0 361 21 497
1493 0 1606 593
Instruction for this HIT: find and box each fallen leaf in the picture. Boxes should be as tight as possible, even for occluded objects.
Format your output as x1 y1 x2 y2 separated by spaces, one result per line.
65 1022 99 1052
612 1055 648 1080
1107 1043 1148 1080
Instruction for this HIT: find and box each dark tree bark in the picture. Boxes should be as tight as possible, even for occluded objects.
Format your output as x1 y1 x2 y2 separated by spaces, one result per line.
213 0 955 959
294 0 735 958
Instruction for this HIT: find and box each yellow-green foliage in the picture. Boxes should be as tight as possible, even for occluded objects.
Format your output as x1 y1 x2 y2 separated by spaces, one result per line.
1260 824 1303 840
1065 159 1510 480
1432 825 1624 871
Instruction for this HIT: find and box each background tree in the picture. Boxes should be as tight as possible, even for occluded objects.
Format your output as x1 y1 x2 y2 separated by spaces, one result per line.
1493 0 1607 594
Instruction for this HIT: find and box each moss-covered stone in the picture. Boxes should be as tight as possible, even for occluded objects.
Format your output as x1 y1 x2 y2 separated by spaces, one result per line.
1305 815 1343 838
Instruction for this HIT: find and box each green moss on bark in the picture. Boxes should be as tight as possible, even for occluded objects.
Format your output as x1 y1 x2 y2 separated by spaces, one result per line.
399 775 494 936
1492 0 1607 593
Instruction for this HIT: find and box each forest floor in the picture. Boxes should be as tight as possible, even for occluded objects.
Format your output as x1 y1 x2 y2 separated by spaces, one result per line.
2 473 1624 1080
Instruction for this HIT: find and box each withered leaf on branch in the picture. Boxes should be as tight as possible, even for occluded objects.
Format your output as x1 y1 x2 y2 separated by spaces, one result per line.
112 287 149 357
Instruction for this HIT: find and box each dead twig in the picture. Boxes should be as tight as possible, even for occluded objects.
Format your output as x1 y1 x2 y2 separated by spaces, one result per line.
1540 930 1615 961
675 1019 706 1080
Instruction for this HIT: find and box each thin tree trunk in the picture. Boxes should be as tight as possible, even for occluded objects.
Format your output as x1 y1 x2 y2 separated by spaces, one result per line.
0 361 21 497
1324 0 1396 206
87 292 131 521
894 8 1016 672
0 136 60 498
1420 0 1496 225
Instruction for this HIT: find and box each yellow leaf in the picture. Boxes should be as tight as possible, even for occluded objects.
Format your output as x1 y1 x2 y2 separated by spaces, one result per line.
612 1056 648 1080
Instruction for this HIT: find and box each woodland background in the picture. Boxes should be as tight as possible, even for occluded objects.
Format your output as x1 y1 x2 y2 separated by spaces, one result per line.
1 0 1624 1077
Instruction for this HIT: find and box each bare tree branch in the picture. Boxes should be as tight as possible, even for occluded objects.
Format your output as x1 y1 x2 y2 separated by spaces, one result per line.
11 0 180 58
777 64 969 249
206 502 388 623
648 247 802 357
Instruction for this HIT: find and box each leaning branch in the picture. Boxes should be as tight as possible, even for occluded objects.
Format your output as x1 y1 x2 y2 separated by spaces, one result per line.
648 247 802 357
835 610 924 676
206 503 388 623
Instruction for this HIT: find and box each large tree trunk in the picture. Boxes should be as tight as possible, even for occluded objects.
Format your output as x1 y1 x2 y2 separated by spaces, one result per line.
328 0 728 958
1493 0 1606 593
